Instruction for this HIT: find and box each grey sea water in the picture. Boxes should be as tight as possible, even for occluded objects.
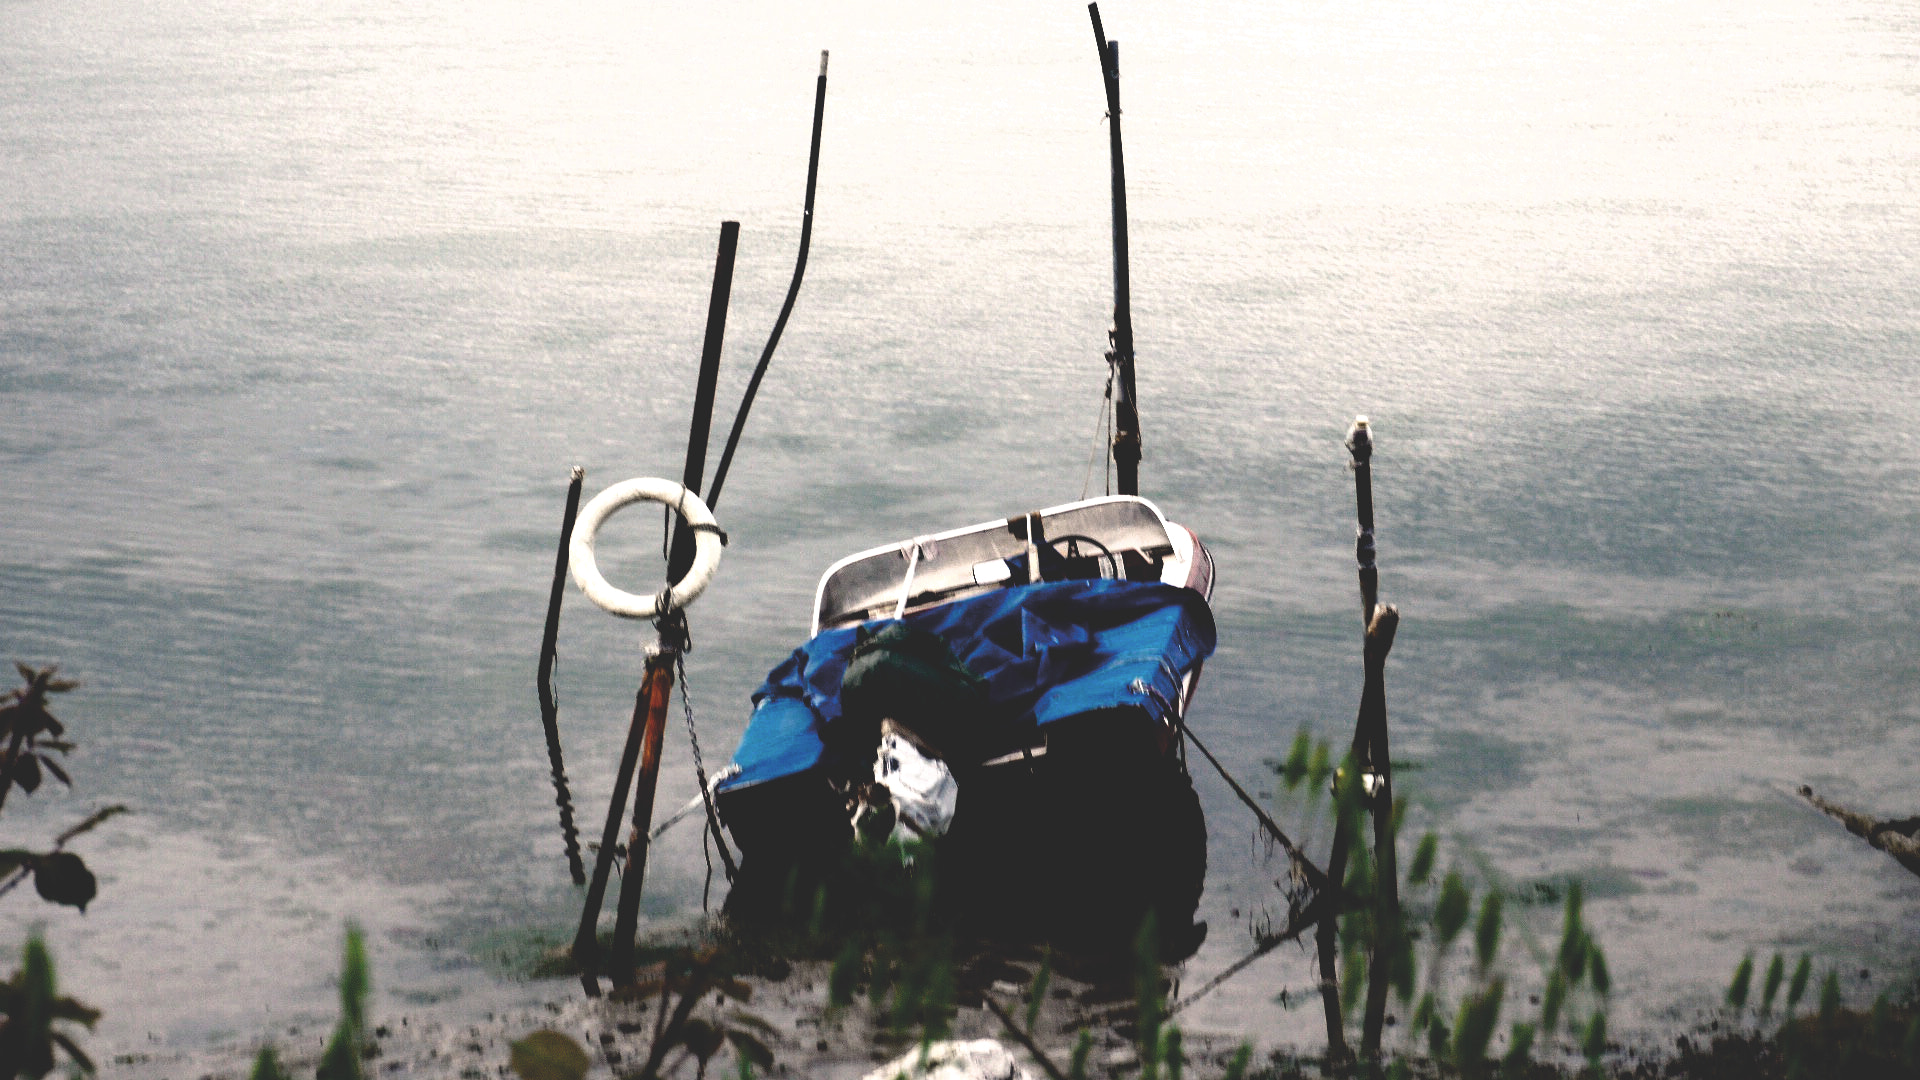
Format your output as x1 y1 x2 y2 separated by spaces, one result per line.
4 0 1918 1059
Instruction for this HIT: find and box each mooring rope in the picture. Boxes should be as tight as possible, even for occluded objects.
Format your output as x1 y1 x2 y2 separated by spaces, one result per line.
671 642 737 886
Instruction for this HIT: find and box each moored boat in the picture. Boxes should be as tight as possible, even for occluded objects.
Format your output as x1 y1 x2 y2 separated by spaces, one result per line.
716 495 1217 952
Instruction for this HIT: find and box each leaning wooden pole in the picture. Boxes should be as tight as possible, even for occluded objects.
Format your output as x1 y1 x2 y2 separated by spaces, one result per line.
572 680 656 996
708 52 829 513
608 648 677 985
1088 3 1141 496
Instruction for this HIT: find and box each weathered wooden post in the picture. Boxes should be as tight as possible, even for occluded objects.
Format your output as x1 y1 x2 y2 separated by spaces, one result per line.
1089 3 1142 496
1348 417 1403 1058
537 467 588 886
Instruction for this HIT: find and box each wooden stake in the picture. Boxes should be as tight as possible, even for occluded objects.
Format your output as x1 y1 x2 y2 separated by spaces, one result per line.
537 467 587 885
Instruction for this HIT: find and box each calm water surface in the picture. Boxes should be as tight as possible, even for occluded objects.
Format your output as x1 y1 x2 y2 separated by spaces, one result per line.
4 0 1919 1059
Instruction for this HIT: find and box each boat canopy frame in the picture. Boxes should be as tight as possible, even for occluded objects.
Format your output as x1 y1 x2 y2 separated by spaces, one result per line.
811 495 1199 634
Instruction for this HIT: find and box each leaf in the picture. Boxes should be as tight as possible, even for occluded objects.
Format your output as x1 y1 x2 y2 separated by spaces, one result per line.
725 1029 773 1070
1411 991 1435 1034
51 1030 95 1072
1540 969 1567 1033
1305 742 1332 799
338 923 369 1031
1761 953 1786 1013
1581 1011 1608 1063
1407 832 1438 886
1786 954 1812 1012
724 1011 779 1036
1280 729 1311 790
1727 953 1754 1009
15 752 42 794
33 852 97 911
1557 882 1585 969
317 1027 363 1080
1589 942 1611 996
39 754 70 788
1818 969 1841 1026
680 1019 726 1063
1451 979 1505 1073
1026 954 1052 1032
1068 1030 1093 1080
49 994 101 1027
1473 891 1504 972
1434 871 1471 947
1503 1022 1535 1073
508 1030 590 1080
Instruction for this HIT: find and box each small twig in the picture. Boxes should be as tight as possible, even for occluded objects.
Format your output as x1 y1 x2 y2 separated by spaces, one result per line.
1168 922 1312 1017
0 804 128 900
981 995 1071 1080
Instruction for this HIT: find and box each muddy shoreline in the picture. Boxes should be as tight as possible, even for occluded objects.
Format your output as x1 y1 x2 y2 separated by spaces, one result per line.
98 949 1915 1080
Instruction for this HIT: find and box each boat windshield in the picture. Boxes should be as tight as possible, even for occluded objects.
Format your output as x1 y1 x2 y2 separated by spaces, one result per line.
813 496 1182 632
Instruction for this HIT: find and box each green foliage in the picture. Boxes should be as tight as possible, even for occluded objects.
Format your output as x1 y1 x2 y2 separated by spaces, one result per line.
1279 729 1311 792
1817 969 1840 1027
248 1046 290 1080
0 933 99 1078
1220 1043 1251 1080
1727 953 1755 1008
1159 1026 1183 1080
1 667 110 1078
1580 1011 1607 1067
1410 991 1435 1036
1450 979 1504 1078
1305 743 1332 798
1472 892 1503 973
317 925 370 1080
1786 954 1812 1013
1407 832 1437 886
507 1031 590 1080
1266 730 1619 1074
1433 872 1470 947
0 665 79 808
1502 1021 1535 1073
1762 952 1786 1014
828 938 862 1008
1067 1030 1092 1080
1540 968 1567 1033
1024 953 1051 1034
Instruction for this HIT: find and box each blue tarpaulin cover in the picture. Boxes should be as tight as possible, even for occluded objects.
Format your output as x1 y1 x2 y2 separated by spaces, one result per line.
715 579 1216 795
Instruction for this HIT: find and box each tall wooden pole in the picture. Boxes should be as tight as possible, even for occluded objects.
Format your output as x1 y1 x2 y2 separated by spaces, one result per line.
667 221 739 584
1089 4 1141 496
1347 417 1402 1058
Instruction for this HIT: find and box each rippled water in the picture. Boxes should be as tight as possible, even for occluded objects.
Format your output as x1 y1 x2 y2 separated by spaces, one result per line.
4 0 1919 1060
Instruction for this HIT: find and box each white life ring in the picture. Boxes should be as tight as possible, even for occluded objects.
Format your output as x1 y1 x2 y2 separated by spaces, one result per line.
569 477 723 619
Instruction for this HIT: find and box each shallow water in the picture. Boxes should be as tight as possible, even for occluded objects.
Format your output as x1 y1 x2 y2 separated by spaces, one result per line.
3 0 1919 1061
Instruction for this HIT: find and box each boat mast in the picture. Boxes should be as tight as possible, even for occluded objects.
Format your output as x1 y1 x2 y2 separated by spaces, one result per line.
1089 3 1141 497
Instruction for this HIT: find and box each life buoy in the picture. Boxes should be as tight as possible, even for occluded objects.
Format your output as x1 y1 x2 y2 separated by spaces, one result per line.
569 477 723 619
